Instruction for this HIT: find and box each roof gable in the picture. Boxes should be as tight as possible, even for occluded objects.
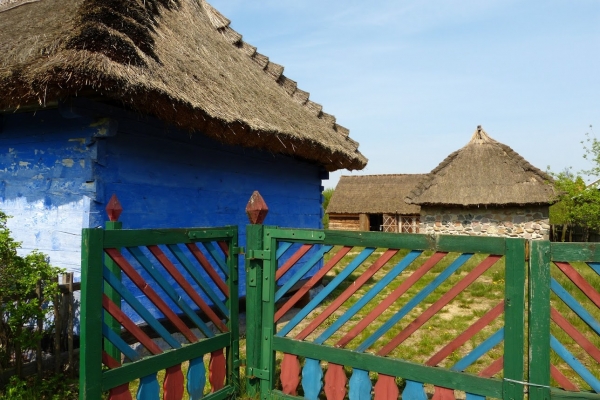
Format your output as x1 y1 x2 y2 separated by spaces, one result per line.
405 127 556 206
0 0 366 171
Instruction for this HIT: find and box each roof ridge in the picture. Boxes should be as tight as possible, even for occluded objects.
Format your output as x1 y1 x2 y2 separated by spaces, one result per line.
469 125 495 144
201 0 352 139
341 173 426 178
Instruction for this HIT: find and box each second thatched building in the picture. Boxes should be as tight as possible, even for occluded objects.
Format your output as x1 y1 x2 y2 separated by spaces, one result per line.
405 126 557 239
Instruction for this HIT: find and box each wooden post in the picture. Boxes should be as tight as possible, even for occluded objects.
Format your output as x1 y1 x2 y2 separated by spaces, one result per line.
528 240 551 400
245 191 268 397
104 194 123 362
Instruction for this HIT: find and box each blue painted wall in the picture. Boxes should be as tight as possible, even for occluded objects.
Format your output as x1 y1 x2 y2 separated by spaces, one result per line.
0 102 325 322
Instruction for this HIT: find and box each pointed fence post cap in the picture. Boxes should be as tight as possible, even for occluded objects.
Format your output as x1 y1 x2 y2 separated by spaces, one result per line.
246 191 268 224
105 194 123 222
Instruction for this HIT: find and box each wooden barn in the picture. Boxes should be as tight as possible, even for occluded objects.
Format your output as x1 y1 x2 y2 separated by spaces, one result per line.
326 174 424 232
405 126 557 239
0 0 366 280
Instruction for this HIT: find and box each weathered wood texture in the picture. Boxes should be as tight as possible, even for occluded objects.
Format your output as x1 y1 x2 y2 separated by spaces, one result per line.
328 214 360 231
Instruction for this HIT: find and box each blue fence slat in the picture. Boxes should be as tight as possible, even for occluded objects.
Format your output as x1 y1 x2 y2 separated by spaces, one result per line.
137 374 160 400
127 247 214 338
315 250 423 344
356 253 474 352
277 248 376 337
587 262 600 278
103 266 181 349
187 356 206 399
302 358 323 400
202 242 229 276
451 328 504 372
276 241 294 260
348 369 371 400
551 335 600 392
102 323 140 362
402 380 427 400
167 243 229 317
275 245 333 301
551 278 600 336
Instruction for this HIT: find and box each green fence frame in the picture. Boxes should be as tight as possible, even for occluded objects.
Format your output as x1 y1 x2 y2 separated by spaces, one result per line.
80 226 240 399
246 227 527 400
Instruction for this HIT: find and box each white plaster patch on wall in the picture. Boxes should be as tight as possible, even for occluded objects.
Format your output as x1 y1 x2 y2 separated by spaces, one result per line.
18 161 30 167
1 196 91 276
62 158 74 167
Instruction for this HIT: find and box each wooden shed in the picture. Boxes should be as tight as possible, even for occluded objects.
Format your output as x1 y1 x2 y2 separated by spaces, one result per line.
0 0 366 279
405 126 557 239
327 174 424 232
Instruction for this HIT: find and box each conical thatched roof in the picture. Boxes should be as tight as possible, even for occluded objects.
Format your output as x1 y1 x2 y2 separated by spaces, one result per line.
0 0 366 171
405 126 556 206
327 174 424 214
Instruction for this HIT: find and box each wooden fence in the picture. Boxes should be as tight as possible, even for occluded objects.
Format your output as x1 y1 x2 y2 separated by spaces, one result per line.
0 273 80 386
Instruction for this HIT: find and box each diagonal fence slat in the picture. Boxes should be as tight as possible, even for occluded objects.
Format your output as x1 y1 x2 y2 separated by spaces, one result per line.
185 242 229 297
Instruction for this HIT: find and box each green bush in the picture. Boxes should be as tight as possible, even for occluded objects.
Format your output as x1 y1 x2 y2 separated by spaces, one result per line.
0 211 64 372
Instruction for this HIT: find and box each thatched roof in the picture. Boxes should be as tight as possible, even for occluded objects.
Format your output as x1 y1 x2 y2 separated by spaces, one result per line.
327 174 424 214
405 126 557 206
0 0 366 171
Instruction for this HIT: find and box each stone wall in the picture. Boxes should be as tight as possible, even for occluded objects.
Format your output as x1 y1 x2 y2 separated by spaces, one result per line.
419 205 550 239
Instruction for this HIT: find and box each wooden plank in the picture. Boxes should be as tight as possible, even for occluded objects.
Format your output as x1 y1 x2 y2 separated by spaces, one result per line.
323 229 434 249
550 388 600 399
280 354 301 395
378 255 502 356
374 374 399 400
80 228 105 400
209 349 226 393
348 369 371 399
324 363 346 400
104 220 122 363
185 243 229 297
529 240 552 400
552 308 600 364
244 224 263 397
103 227 234 248
551 279 600 335
451 329 504 372
186 357 206 400
273 337 504 398
337 251 447 348
551 243 600 262
550 336 600 392
102 334 230 391
301 358 323 400
436 235 506 255
275 246 352 323
554 261 600 309
551 364 580 392
275 244 313 280
163 364 185 400
503 238 526 400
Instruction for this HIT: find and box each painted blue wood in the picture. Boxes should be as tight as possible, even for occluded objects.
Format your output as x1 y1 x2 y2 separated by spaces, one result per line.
348 369 371 400
127 247 215 337
102 323 140 362
301 358 323 400
167 244 229 317
277 248 377 337
451 328 504 372
356 253 474 352
276 241 294 260
103 266 181 349
402 381 428 400
137 374 160 400
202 242 229 276
588 262 600 277
275 245 333 301
551 278 600 335
551 335 600 392
465 393 485 400
315 250 423 344
187 357 206 399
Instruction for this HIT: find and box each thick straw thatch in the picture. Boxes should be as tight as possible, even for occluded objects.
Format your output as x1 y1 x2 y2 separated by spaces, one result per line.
0 0 366 171
327 174 424 214
405 126 556 206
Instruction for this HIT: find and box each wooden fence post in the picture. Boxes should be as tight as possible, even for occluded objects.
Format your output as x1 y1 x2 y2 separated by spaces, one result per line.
529 240 551 400
104 194 123 362
245 191 269 397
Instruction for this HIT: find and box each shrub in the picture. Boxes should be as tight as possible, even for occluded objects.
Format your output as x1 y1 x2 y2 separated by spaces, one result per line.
0 211 64 373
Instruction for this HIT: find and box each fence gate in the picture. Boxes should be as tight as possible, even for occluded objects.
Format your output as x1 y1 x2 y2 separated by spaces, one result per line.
245 227 527 400
80 225 240 399
530 241 600 400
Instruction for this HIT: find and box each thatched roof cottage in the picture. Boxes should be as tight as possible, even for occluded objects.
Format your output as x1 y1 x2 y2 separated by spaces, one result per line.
405 126 556 239
0 0 366 279
327 174 424 232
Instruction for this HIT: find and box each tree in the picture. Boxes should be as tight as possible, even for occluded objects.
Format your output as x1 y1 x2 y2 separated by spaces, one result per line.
549 126 600 241
322 188 334 229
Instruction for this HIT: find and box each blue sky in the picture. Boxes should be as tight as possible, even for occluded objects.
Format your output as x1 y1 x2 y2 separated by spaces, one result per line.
209 1 600 188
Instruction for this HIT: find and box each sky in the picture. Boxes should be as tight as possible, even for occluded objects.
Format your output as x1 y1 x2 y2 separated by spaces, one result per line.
209 1 600 188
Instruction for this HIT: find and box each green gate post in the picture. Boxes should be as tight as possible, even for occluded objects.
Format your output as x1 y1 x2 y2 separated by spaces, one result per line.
104 194 123 362
503 238 527 400
80 228 105 400
260 227 277 400
245 191 270 397
227 226 241 392
529 240 551 400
